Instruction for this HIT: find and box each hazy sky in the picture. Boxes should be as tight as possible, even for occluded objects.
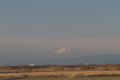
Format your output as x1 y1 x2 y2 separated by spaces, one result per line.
0 0 120 60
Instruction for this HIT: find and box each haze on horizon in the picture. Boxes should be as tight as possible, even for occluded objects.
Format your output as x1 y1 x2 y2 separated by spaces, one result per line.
0 0 120 61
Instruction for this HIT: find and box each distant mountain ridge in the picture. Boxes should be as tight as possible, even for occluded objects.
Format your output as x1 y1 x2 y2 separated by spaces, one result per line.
43 53 120 65
1 53 120 65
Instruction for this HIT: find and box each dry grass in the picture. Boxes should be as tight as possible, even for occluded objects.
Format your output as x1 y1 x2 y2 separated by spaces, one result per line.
1 71 120 78
1 64 120 78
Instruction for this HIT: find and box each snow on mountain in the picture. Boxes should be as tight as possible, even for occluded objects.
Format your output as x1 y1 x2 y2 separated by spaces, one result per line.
54 47 75 53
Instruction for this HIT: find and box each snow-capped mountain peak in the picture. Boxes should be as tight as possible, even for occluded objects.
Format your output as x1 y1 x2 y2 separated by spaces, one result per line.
54 47 73 53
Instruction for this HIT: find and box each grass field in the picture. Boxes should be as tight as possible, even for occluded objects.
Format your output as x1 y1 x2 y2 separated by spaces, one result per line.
14 76 120 80
1 65 120 79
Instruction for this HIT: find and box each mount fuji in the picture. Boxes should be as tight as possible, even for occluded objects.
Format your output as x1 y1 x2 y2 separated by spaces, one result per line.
52 47 80 59
54 47 77 54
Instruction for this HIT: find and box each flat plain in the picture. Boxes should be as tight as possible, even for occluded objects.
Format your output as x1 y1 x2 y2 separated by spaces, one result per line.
0 64 120 79
14 76 120 80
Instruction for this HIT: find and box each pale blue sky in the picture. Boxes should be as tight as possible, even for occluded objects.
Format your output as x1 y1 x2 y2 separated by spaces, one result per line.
0 0 120 60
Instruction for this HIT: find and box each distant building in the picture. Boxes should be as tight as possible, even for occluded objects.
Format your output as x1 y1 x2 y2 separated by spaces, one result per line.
29 64 34 66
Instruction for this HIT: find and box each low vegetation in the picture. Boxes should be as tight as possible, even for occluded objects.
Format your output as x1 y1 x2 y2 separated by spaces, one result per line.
0 64 120 79
2 76 120 80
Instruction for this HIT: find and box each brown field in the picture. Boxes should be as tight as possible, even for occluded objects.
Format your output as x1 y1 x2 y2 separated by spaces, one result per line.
1 64 120 78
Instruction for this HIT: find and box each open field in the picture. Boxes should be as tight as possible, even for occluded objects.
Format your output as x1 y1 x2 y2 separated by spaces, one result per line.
9 76 120 80
0 64 120 79
1 71 120 78
1 77 120 80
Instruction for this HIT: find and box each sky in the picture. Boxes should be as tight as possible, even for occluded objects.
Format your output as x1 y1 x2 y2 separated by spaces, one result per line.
0 0 120 60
